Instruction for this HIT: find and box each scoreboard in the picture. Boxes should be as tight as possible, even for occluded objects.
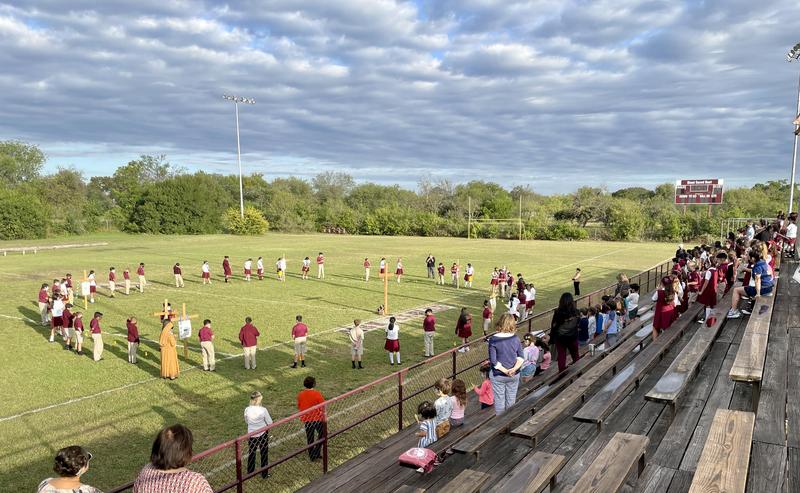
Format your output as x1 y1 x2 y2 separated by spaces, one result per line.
674 179 724 205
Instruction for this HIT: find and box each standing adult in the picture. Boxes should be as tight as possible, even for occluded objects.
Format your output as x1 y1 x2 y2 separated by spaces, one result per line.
425 254 436 279
572 268 581 296
38 283 50 327
37 446 100 493
316 252 325 279
90 312 104 362
487 314 524 415
173 263 184 288
136 263 146 293
291 315 308 368
297 376 326 461
133 424 213 493
159 319 179 380
222 256 232 283
239 317 260 370
550 293 580 372
127 316 140 364
198 319 215 371
349 319 364 369
244 391 273 479
422 308 436 357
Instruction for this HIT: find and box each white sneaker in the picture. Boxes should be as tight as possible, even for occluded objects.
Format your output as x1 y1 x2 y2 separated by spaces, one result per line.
727 310 742 319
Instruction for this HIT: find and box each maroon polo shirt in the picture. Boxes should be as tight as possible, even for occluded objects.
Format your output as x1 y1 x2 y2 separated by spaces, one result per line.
239 323 260 347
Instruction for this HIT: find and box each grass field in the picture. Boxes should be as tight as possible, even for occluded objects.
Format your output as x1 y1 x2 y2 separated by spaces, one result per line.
0 232 675 491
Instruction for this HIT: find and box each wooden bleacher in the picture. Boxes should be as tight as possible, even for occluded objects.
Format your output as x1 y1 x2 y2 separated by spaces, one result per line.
729 279 778 411
568 432 648 493
298 258 798 493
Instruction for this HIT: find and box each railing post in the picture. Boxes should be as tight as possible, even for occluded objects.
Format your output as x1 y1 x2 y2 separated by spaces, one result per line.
234 438 243 493
451 350 457 379
322 421 329 473
588 293 592 307
398 371 404 433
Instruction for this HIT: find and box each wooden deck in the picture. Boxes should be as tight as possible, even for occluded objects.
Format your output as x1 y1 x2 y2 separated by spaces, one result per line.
299 259 799 493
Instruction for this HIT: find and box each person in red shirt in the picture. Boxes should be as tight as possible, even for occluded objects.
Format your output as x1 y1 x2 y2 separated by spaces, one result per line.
482 300 493 336
223 256 232 283
239 317 260 370
363 258 371 282
137 263 146 293
108 267 117 298
73 312 85 355
316 252 325 279
38 283 50 326
297 376 326 461
291 315 309 368
422 309 436 357
173 263 184 288
122 268 131 295
62 303 74 350
127 317 140 364
198 319 215 371
90 312 104 362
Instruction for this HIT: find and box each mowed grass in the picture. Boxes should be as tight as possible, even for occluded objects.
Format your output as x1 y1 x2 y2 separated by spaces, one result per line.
0 233 674 491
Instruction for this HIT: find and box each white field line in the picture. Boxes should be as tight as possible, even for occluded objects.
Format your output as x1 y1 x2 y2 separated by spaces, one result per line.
0 303 454 423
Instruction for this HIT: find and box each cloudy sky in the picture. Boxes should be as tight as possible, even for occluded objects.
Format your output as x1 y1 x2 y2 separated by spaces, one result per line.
1 1 798 193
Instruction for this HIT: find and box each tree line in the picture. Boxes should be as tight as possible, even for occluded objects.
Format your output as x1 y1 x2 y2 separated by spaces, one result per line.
0 140 791 241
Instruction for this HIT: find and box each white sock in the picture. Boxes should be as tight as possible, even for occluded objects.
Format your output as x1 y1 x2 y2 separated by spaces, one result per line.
706 307 712 319
389 353 394 364
396 352 401 364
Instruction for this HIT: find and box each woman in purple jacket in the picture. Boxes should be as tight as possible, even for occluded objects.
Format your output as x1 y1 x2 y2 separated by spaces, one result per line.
487 314 524 415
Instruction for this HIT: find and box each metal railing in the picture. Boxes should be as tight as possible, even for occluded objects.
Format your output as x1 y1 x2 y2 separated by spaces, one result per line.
108 258 672 493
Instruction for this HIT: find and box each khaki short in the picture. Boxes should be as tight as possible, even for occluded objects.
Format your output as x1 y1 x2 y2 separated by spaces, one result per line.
351 344 363 356
294 337 307 355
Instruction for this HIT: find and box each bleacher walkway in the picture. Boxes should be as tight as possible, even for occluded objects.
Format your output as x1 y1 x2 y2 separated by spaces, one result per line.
299 259 799 492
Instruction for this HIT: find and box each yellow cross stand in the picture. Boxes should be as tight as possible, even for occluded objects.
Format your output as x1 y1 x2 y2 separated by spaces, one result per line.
79 270 92 310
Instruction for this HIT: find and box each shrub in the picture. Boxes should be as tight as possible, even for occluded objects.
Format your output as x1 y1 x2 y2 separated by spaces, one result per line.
0 188 49 239
224 206 269 235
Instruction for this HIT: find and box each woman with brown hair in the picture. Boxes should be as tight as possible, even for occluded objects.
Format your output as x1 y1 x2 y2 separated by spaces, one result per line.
133 424 212 493
37 446 100 493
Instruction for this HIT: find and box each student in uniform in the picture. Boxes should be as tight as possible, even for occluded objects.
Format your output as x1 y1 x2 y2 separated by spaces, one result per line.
349 319 364 369
126 317 140 364
482 299 493 336
223 256 232 283
73 312 85 355
465 263 474 288
243 258 253 281
256 257 264 280
173 263 184 288
455 308 472 350
526 283 536 316
423 309 436 356
87 270 97 304
437 262 445 285
697 255 719 324
490 268 499 296
363 258 371 282
384 316 401 365
572 268 581 296
38 283 50 326
278 256 287 281
108 267 117 298
50 294 65 343
498 268 507 297
291 315 308 368
379 257 387 279
201 261 211 285
395 258 404 283
450 262 460 287
122 268 131 295
316 252 325 279
62 303 74 350
199 319 215 371
239 317 260 370
90 312 104 362
302 257 311 280
136 263 146 293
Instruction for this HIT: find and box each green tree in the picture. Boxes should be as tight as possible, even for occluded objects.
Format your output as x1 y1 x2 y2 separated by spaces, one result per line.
0 140 45 184
312 171 354 203
224 205 269 235
0 188 49 239
606 198 645 240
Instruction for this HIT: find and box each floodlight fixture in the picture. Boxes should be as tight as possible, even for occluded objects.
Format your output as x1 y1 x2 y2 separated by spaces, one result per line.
223 94 256 218
788 43 800 62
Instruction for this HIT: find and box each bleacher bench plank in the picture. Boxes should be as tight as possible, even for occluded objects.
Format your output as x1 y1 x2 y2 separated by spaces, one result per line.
644 294 731 407
729 284 777 383
575 304 702 426
687 409 754 493
510 330 650 444
393 486 425 493
485 451 566 493
437 469 490 493
567 432 648 493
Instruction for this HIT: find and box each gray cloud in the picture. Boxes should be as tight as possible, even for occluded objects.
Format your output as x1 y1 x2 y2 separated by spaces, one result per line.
0 0 798 193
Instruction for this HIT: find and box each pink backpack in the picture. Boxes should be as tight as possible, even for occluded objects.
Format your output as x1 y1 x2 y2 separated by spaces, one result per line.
398 447 437 473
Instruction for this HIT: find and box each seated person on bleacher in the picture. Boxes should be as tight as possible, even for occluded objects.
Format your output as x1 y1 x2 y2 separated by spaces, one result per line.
727 249 773 319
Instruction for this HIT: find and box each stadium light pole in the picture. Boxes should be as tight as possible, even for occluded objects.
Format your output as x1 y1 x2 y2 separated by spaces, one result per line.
223 94 256 218
787 43 800 214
